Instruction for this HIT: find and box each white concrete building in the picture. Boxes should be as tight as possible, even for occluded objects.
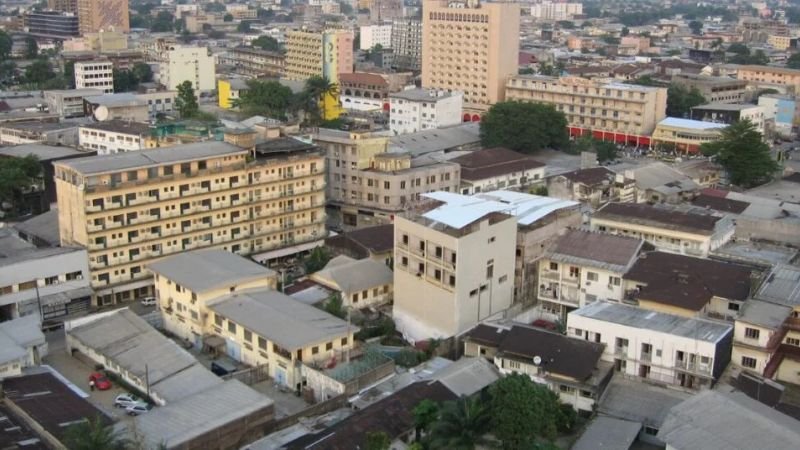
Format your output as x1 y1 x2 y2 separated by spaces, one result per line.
393 191 517 341
74 60 114 94
530 2 583 20
360 24 393 51
568 302 733 391
0 315 47 380
159 45 216 92
389 88 463 135
449 147 546 195
78 120 153 155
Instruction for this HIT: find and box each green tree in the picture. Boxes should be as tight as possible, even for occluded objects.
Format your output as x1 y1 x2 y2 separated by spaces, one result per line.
150 11 175 32
428 396 491 450
0 155 41 215
302 75 339 125
132 62 153 83
223 13 234 22
63 60 75 88
237 21 252 33
0 60 16 85
0 30 12 59
252 35 283 52
175 80 199 118
727 42 750 55
628 75 659 86
556 20 575 29
667 84 706 118
489 373 563 448
700 119 779 188
413 399 440 441
24 59 54 85
113 69 137 92
304 246 332 273
64 417 130 450
365 431 391 450
788 53 800 69
340 2 354 15
480 102 569 153
688 20 703 35
232 79 293 118
322 293 346 319
24 37 38 59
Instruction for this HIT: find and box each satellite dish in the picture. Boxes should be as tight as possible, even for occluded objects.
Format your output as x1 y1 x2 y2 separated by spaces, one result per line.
533 356 542 366
94 105 109 121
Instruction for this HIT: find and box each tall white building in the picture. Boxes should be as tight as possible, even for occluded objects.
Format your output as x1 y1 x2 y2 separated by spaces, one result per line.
530 2 583 20
360 24 393 51
389 88 463 135
74 60 114 93
158 45 216 92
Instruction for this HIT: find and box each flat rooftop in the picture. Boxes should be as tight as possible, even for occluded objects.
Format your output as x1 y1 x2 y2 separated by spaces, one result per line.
0 144 87 160
449 147 544 182
148 249 275 294
549 229 642 273
388 123 481 156
593 202 722 235
739 300 792 330
570 301 732 343
55 141 245 175
416 191 516 231
692 102 762 112
80 119 153 135
756 264 800 307
658 117 729 130
389 88 459 102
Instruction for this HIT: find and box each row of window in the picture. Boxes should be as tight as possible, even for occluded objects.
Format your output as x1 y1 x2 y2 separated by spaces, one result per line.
0 271 83 296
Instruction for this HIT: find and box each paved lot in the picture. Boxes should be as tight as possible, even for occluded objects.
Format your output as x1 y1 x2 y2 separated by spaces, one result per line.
250 380 311 418
42 331 135 424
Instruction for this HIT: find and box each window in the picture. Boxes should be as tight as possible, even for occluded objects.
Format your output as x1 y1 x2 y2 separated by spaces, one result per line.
243 329 252 342
341 337 348 346
258 337 267 350
227 321 236 334
586 272 598 282
741 356 757 369
609 276 621 286
559 385 576 393
549 262 558 271
728 302 740 311
569 267 579 278
745 328 760 340
507 360 520 370
326 342 333 351
312 346 319 355
499 275 507 284
787 337 800 346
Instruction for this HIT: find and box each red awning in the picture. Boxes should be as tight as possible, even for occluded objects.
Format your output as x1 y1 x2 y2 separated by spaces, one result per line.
592 130 603 139
638 136 651 146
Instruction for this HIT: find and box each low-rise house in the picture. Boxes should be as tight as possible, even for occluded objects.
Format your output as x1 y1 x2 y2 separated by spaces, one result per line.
547 167 635 208
449 147 546 195
308 255 393 308
568 302 733 391
624 162 701 204
83 93 149 122
690 103 766 135
78 120 156 155
732 300 792 377
538 229 643 320
44 88 104 118
0 121 79 146
674 159 722 187
324 224 394 266
591 202 734 257
623 251 756 321
465 323 612 415
0 315 47 379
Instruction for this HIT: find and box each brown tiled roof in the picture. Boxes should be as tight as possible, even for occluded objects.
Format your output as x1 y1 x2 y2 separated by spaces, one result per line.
691 194 750 214
450 147 544 182
625 251 753 311
464 324 509 347
594 202 721 234
497 325 605 381
338 72 388 87
550 229 643 271
325 224 394 257
286 380 457 449
559 167 616 186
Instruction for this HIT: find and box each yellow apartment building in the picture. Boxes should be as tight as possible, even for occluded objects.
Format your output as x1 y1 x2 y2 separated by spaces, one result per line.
421 0 520 116
284 29 354 81
77 0 130 34
54 139 326 305
505 75 668 140
736 65 800 93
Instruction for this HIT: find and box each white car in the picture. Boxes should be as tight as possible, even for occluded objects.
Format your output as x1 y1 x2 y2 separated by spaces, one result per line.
125 402 153 416
113 393 143 408
140 297 156 306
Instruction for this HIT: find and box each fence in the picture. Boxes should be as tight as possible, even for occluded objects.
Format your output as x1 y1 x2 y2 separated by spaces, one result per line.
267 394 349 433
222 364 271 386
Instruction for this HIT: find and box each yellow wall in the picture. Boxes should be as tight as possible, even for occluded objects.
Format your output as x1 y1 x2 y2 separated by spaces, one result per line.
321 91 342 121
637 298 700 318
218 80 232 109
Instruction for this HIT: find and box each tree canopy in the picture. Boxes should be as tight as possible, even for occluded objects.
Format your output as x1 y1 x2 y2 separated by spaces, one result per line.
787 53 800 70
480 101 569 153
24 37 38 59
232 79 293 119
252 35 283 53
24 59 55 85
489 374 564 447
688 20 703 35
573 134 618 163
700 119 779 188
175 80 199 118
62 416 129 450
0 155 41 215
666 84 706 118
0 30 11 59
428 396 491 450
726 43 769 65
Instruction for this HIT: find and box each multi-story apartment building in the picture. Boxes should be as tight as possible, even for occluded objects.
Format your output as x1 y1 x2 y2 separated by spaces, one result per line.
77 0 129 34
568 302 733 391
737 65 800 93
54 139 326 305
450 147 546 195
671 74 748 104
78 120 154 155
339 72 413 112
732 300 792 377
24 11 80 40
389 89 463 135
315 129 460 229
538 230 644 321
690 103 765 135
74 60 114 93
651 117 727 154
548 167 636 208
284 29 354 81
158 45 216 91
360 24 393 51
391 18 422 71
421 0 520 115
0 123 79 147
218 47 285 78
393 191 517 341
48 0 77 13
759 94 797 137
591 202 734 257
505 75 667 141
530 2 583 20
768 34 792 51
225 4 257 20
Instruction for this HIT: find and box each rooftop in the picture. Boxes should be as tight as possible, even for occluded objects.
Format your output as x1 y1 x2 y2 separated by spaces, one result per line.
431 357 500 397
0 144 88 160
627 161 700 193
593 202 722 235
147 249 275 294
625 251 753 311
692 193 750 214
339 72 389 87
324 224 394 256
598 377 690 428
55 141 245 175
389 123 481 156
416 191 516 231
570 302 732 343
692 102 763 112
756 264 800 308
476 190 579 227
449 147 545 182
13 208 61 247
658 117 729 131
548 229 643 273
558 166 617 186
79 119 153 136
464 323 509 347
571 416 641 450
739 300 791 330
658 390 800 450
84 93 147 108
497 325 605 381
389 88 459 102
0 315 44 365
311 255 393 294
208 288 354 350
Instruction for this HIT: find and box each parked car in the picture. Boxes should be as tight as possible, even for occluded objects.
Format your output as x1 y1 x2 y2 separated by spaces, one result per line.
210 360 237 377
114 393 143 408
125 402 153 416
89 372 112 390
140 297 156 306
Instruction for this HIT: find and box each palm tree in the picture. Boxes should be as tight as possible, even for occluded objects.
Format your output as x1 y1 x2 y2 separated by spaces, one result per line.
428 396 491 450
303 75 339 125
63 416 130 450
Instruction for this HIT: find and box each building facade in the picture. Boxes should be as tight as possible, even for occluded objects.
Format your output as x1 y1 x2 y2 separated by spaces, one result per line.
218 47 285 78
24 11 80 40
360 24 393 51
421 0 520 114
284 29 354 81
651 117 727 154
529 2 583 20
389 89 463 135
158 45 216 92
671 74 748 104
74 60 114 93
78 120 154 155
759 94 797 137
737 65 800 93
505 75 668 139
54 140 326 305
690 103 765 135
391 18 422 71
77 0 130 34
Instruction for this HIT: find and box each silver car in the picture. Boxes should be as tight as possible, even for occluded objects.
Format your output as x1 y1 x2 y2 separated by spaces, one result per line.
113 393 142 408
125 402 153 416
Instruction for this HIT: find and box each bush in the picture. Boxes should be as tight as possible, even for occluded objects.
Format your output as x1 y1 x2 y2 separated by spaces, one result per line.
393 348 425 368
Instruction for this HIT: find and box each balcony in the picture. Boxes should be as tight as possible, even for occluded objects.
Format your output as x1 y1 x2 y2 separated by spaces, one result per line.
614 346 628 357
674 359 712 376
540 270 560 282
640 352 652 362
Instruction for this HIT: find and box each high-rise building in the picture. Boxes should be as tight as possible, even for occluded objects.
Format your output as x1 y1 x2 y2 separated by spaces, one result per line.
24 11 80 40
284 29 354 81
530 2 583 21
391 18 422 71
74 60 114 93
48 0 77 13
54 139 326 305
158 45 216 92
421 0 520 115
77 0 130 34
359 24 393 51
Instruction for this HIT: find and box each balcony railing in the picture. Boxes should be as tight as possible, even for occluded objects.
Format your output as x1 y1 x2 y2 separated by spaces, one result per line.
614 346 628 357
674 359 712 376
